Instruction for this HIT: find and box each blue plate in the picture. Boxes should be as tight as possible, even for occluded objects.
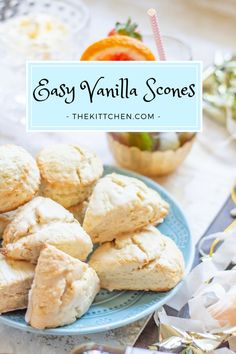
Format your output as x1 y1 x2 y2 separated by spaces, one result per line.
0 165 194 335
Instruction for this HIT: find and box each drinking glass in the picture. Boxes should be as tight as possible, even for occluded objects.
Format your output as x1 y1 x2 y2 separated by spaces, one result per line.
107 35 194 176
143 34 192 61
0 0 90 123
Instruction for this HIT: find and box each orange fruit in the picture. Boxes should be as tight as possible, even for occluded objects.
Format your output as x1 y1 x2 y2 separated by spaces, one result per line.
81 35 155 61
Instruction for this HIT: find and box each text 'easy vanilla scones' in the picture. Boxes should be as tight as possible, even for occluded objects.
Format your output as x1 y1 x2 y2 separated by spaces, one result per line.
0 204 25 239
2 196 93 263
0 145 40 213
83 173 169 243
26 245 100 329
89 226 184 291
37 144 103 208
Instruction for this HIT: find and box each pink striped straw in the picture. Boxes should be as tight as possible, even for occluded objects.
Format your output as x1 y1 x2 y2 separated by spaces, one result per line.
147 8 166 60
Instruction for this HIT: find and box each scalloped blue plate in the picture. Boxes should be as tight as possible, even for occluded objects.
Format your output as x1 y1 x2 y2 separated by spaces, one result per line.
0 165 194 335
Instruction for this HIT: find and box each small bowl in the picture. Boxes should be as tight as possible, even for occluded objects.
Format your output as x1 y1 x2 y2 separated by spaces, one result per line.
107 133 196 177
0 0 90 62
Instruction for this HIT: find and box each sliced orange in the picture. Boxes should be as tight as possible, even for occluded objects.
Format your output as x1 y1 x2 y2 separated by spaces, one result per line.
81 35 156 61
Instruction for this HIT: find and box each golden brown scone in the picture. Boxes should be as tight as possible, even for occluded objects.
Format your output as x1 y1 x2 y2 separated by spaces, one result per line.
89 226 184 291
0 214 9 238
0 205 24 239
25 245 100 329
37 144 103 208
83 173 169 243
0 145 40 213
2 196 93 263
0 254 35 313
0 211 15 239
68 200 89 225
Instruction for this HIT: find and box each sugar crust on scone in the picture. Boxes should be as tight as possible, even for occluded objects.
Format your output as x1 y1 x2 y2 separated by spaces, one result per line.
83 173 169 243
0 145 40 213
37 144 103 208
89 226 184 291
25 245 100 329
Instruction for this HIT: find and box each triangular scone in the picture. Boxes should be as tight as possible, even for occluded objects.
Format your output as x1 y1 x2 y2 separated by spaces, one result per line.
89 226 184 291
2 196 75 245
0 255 35 313
25 245 100 329
0 204 24 239
2 197 93 263
3 222 93 264
0 210 15 239
83 173 169 243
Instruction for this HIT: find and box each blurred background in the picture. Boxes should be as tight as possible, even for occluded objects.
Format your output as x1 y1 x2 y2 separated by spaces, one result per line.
0 1 236 352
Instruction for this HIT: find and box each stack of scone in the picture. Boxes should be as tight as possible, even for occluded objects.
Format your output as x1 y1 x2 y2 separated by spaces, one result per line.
83 173 184 291
0 144 100 329
0 143 185 330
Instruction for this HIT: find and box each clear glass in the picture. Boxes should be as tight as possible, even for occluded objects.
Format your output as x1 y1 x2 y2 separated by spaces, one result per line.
0 0 90 123
0 0 90 62
142 34 192 61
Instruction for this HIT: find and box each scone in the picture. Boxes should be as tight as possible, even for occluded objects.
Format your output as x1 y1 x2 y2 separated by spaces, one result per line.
0 214 9 239
0 210 16 239
68 200 89 224
25 245 100 329
37 144 103 208
0 205 24 239
89 226 184 291
0 144 40 213
83 173 169 243
0 254 35 313
2 197 93 263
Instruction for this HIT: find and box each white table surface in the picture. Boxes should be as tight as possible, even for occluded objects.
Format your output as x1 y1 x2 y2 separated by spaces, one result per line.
0 0 236 353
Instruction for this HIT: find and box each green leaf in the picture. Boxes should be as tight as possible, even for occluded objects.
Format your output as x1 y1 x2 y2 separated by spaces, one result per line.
115 18 142 41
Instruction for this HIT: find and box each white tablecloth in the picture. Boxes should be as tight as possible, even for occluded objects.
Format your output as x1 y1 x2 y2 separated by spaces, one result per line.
0 0 236 352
